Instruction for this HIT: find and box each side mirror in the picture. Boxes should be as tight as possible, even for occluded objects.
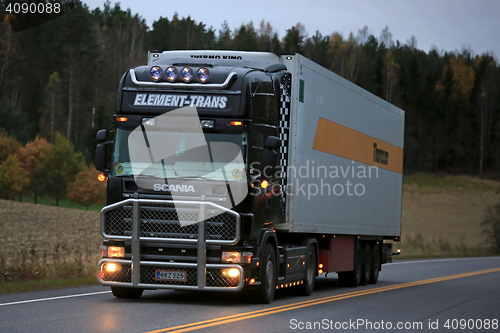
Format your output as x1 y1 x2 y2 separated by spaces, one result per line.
96 129 107 141
95 143 107 172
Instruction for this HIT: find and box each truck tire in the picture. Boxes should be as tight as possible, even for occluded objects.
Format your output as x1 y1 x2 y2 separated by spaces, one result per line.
360 242 372 286
338 240 362 287
296 246 316 296
369 243 380 284
111 287 144 299
255 243 277 304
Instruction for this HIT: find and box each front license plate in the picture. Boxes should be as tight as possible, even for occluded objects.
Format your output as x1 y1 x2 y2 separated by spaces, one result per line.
155 269 187 282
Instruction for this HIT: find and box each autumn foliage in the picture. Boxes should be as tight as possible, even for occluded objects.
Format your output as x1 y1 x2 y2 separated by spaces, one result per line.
66 165 106 208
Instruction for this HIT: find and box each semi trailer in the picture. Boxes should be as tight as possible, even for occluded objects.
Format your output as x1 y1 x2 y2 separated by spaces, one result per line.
95 50 404 303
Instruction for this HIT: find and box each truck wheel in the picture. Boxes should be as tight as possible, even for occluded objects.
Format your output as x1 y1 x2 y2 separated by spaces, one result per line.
369 243 380 284
111 287 144 299
296 246 316 296
338 240 362 287
255 243 277 304
360 242 372 286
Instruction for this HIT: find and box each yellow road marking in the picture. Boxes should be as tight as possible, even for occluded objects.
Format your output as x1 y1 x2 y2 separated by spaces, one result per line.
145 267 500 333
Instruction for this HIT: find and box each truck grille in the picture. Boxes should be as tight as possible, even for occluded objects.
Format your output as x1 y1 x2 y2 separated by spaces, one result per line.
102 200 239 244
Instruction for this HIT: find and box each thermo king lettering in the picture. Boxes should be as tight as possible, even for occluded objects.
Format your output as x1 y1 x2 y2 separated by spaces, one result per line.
133 94 227 109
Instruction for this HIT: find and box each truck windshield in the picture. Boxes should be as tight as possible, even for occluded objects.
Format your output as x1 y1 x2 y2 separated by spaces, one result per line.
111 127 248 182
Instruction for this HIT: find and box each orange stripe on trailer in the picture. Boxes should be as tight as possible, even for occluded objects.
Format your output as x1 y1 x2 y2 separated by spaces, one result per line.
312 117 403 174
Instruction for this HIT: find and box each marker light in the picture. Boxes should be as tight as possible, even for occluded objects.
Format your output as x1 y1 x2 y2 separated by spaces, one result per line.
116 117 127 122
165 66 178 82
97 174 106 182
261 180 269 188
319 264 324 269
181 67 194 82
150 66 162 81
197 68 210 83
230 121 243 126
318 269 323 274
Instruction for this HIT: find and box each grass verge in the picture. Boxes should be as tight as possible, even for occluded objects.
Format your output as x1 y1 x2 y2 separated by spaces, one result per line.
0 276 99 295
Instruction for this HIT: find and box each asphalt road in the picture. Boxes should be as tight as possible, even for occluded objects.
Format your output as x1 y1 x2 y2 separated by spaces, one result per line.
1 257 499 333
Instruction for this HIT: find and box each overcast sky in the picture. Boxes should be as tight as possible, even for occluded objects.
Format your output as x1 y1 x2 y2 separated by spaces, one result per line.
82 0 500 58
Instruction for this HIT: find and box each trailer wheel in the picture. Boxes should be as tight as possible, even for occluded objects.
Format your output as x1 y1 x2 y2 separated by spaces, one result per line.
255 243 277 304
111 287 144 299
369 243 380 284
296 246 316 296
338 240 362 287
360 242 372 286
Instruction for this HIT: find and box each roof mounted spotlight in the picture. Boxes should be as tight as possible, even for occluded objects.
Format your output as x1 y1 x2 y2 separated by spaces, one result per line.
165 66 178 82
181 67 194 82
197 68 210 83
149 66 162 81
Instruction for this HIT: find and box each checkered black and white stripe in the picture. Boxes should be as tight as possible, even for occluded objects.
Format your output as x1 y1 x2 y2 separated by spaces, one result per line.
279 74 291 204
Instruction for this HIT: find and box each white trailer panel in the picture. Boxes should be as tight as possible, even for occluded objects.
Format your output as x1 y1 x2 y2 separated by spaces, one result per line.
276 55 404 237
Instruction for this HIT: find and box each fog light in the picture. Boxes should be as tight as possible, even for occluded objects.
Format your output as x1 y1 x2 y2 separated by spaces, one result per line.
108 246 125 258
105 263 121 273
221 268 240 279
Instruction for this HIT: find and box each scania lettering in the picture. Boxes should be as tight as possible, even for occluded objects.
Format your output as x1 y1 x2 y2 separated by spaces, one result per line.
95 50 404 303
153 184 195 193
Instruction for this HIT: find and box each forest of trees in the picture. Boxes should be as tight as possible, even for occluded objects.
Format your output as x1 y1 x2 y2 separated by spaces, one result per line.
1 0 499 179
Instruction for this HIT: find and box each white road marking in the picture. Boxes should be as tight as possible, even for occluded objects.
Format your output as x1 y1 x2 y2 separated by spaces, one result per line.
0 290 111 307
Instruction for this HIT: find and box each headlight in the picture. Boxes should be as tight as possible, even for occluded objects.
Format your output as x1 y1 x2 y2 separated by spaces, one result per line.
221 251 252 263
149 66 162 81
197 68 210 83
165 66 178 82
107 246 125 258
181 67 194 82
